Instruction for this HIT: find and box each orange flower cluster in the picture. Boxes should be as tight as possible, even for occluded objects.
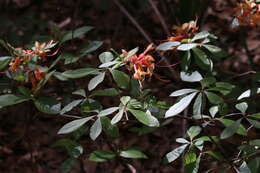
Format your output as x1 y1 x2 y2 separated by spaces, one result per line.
233 0 260 27
30 68 46 91
167 19 199 42
8 40 57 91
123 44 155 84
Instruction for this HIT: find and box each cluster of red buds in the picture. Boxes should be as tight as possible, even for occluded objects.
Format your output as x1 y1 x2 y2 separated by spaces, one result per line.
123 44 155 87
7 40 57 91
233 0 260 27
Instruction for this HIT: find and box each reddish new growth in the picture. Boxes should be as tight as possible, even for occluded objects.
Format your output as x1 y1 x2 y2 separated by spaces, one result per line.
123 44 155 87
167 19 199 42
33 40 58 58
8 40 57 91
30 68 46 91
233 0 260 27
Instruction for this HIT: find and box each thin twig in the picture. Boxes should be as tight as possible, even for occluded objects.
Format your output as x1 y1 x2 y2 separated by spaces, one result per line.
148 0 170 36
112 0 177 76
229 70 256 80
113 0 152 43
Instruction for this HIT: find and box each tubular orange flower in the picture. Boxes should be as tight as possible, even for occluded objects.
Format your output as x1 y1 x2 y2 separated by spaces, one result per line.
30 68 46 91
9 57 22 72
33 40 58 58
233 0 260 27
124 44 155 83
167 19 199 42
34 68 45 81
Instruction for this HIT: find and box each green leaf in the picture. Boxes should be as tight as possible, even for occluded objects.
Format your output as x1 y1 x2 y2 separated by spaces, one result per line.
220 119 242 139
88 72 105 91
129 109 159 127
119 149 148 159
239 161 251 173
192 48 211 70
203 45 222 54
194 141 204 151
79 99 98 112
90 88 119 97
180 71 203 82
200 77 216 87
125 47 139 59
53 72 69 81
170 89 198 97
205 91 224 105
238 88 260 100
89 150 116 162
99 61 119 68
60 158 76 173
165 144 188 163
111 108 124 125
101 117 119 137
193 93 203 115
184 151 197 173
187 126 202 140
177 43 198 51
249 139 260 147
207 87 232 96
218 118 247 136
0 94 30 108
209 106 218 118
60 99 83 115
205 151 224 161
99 52 114 63
191 154 201 173
247 119 260 129
69 145 83 158
61 53 79 65
18 86 31 97
80 41 103 56
98 107 119 117
248 113 260 119
58 116 94 134
165 92 197 118
62 67 98 79
72 89 86 97
176 138 190 144
194 136 213 142
156 41 180 51
235 102 248 114
181 50 191 71
90 118 102 140
71 125 88 140
120 96 131 105
0 56 12 70
191 31 210 41
216 82 235 90
110 69 130 89
34 97 61 114
53 140 83 158
53 139 83 158
248 157 260 173
61 26 93 43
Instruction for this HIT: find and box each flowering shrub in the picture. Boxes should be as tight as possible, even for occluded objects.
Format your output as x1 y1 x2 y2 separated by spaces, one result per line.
0 0 260 172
